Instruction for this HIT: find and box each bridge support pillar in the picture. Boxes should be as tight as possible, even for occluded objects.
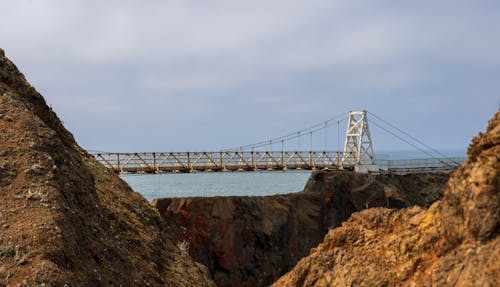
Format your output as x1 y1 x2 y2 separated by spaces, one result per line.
341 110 377 172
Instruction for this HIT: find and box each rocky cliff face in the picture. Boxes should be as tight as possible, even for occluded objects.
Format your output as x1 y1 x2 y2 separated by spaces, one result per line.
272 112 499 287
154 171 448 287
0 49 215 286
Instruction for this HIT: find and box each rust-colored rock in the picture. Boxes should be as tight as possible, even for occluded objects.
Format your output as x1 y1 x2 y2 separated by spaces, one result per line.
154 171 448 287
272 112 500 287
0 49 215 286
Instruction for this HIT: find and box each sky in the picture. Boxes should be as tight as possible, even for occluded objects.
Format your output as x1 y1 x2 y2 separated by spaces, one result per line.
1 0 499 155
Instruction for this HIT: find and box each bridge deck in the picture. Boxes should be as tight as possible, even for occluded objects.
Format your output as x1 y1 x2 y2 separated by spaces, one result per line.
91 151 347 173
90 151 465 174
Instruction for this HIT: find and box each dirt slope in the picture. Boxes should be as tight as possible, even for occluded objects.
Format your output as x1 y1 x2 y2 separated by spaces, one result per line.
0 48 215 286
271 112 500 287
154 171 448 287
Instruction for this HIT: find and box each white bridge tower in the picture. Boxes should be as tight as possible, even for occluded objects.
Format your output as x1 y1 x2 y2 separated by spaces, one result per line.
341 110 377 172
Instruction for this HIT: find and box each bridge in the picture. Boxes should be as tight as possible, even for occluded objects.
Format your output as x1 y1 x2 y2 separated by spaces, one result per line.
90 110 466 174
91 151 464 174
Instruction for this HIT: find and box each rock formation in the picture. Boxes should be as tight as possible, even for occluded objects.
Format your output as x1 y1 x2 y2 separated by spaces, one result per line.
0 49 215 286
271 112 499 287
154 171 449 287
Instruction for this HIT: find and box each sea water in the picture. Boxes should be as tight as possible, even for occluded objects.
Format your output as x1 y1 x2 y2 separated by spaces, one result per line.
121 170 312 202
121 149 466 202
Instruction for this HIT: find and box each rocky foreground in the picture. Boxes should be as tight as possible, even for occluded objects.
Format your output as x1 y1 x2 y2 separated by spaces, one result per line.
272 113 499 286
154 172 449 287
0 49 215 286
1 46 498 287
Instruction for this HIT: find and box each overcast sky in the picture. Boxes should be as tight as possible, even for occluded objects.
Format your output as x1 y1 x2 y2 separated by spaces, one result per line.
1 0 499 155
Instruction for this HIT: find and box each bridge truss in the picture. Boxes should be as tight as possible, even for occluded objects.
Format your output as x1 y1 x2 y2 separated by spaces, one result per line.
92 151 347 173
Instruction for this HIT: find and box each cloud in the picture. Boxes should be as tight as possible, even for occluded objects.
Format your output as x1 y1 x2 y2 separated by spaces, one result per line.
1 0 499 151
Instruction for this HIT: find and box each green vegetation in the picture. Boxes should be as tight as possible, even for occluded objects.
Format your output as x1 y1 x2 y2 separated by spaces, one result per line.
96 175 107 183
89 221 101 234
1 246 16 259
150 204 160 217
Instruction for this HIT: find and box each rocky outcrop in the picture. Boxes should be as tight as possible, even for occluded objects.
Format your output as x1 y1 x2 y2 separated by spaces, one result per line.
0 48 215 286
272 112 500 287
154 171 448 287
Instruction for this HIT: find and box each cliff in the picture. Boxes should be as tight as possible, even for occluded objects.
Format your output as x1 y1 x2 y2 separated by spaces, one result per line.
0 49 215 286
154 171 449 287
271 112 500 286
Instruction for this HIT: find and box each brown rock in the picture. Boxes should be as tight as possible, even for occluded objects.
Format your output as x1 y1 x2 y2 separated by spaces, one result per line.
0 49 215 286
271 112 500 287
154 171 448 287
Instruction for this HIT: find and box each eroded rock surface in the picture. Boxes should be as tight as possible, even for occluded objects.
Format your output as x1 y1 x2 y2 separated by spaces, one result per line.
154 171 448 287
0 49 215 286
272 112 500 287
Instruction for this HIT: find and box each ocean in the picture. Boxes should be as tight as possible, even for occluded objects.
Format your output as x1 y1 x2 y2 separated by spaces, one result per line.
121 170 312 202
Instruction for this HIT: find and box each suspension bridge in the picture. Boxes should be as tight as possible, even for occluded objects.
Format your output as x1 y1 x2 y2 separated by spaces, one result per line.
90 110 466 174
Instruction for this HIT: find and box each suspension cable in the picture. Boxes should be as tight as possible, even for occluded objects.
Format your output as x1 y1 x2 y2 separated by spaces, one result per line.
337 120 340 151
324 121 328 150
368 112 460 165
222 112 348 151
310 131 313 151
298 131 301 150
369 112 452 159
370 120 454 165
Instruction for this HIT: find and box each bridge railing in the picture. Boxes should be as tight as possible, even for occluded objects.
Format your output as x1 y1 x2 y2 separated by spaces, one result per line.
379 157 466 173
90 151 347 173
